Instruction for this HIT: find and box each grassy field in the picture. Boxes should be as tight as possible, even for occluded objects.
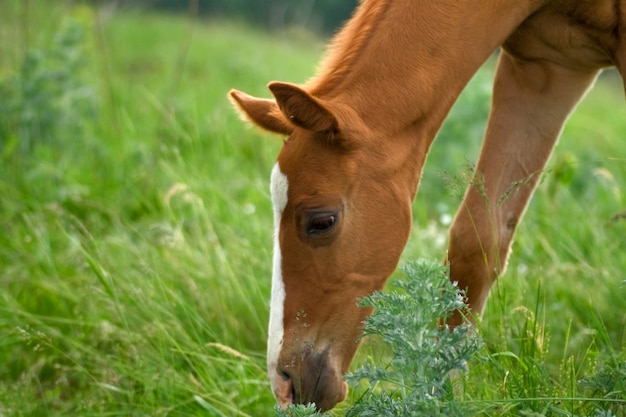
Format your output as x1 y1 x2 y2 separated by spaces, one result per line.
0 2 624 416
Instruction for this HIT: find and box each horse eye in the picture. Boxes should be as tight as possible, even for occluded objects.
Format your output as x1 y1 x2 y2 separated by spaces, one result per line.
306 213 337 235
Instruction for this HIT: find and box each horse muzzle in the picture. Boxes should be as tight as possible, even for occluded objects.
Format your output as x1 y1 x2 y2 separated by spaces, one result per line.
270 346 348 412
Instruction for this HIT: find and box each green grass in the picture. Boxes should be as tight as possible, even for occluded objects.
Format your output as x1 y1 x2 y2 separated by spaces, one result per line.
0 2 625 416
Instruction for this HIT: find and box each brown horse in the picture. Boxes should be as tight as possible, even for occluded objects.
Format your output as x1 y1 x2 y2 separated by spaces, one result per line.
230 0 625 411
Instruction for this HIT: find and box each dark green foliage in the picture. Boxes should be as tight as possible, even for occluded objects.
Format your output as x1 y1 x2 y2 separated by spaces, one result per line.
580 358 626 416
146 0 359 33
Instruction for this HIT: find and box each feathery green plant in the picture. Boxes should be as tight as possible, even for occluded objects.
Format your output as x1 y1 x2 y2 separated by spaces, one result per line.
276 403 328 417
345 260 481 416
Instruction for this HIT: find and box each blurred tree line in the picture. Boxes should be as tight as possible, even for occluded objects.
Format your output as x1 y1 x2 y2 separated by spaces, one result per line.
102 0 359 33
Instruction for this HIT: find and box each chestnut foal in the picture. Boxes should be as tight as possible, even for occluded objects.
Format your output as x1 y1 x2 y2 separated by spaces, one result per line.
230 0 625 411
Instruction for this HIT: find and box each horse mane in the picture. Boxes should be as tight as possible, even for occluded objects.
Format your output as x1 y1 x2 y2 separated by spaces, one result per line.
306 0 391 98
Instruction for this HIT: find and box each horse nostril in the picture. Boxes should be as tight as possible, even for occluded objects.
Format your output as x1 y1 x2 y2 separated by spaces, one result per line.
286 372 299 403
275 369 297 406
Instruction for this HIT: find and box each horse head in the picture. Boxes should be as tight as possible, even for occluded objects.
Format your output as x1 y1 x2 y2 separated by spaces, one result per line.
230 82 418 410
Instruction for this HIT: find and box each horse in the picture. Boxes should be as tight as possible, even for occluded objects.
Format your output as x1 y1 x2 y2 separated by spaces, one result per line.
229 0 625 411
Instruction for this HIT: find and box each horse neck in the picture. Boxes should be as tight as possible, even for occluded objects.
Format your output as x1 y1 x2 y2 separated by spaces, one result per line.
307 0 540 137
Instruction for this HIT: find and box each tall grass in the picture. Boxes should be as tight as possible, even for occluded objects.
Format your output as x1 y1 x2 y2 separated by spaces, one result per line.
0 2 624 416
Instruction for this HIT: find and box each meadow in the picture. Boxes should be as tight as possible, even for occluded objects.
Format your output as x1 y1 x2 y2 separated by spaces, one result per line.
0 2 624 416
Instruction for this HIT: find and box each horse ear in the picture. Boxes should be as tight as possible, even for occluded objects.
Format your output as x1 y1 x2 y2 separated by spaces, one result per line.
268 82 338 133
229 89 293 135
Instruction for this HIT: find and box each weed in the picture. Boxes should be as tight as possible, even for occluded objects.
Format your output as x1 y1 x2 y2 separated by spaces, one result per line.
345 260 481 417
0 18 97 157
276 403 329 417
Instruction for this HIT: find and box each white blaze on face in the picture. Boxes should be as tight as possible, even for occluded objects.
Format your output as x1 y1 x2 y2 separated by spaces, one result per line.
268 162 288 393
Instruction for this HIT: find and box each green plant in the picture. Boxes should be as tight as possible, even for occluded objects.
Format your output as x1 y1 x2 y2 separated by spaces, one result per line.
346 260 481 417
0 18 97 157
276 403 329 417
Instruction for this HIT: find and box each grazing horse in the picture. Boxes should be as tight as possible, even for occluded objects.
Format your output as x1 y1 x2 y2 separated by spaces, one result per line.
229 0 625 411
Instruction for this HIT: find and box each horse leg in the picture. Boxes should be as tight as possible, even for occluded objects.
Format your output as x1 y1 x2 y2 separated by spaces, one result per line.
446 51 600 326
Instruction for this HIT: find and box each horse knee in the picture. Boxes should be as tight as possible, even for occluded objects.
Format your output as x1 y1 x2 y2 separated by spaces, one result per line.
446 209 516 320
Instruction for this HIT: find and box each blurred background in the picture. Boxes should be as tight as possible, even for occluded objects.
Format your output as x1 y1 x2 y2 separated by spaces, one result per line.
92 0 359 33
